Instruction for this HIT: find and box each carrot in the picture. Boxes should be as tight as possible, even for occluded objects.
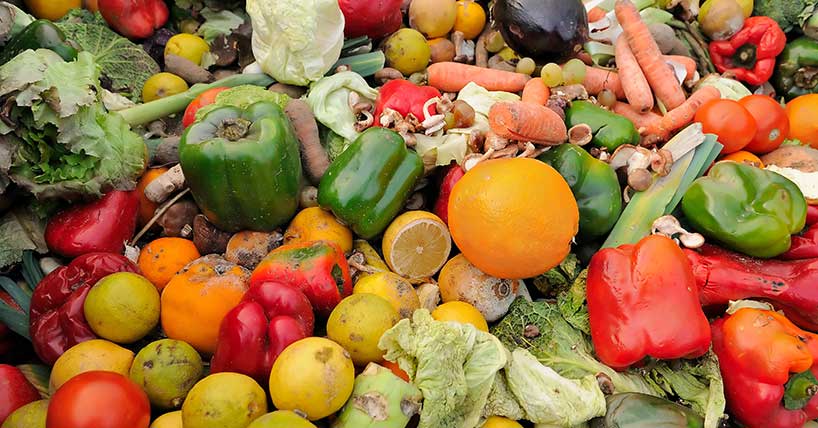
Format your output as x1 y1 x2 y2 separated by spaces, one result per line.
521 78 550 105
615 0 686 110
615 37 654 113
582 66 625 99
284 99 329 184
588 6 607 22
663 55 697 82
488 101 567 145
612 101 662 132
657 86 720 133
426 62 531 93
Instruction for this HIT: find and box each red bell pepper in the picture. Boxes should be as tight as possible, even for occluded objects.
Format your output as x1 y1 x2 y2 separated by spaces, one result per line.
29 253 139 365
434 163 466 225
373 79 442 124
708 16 787 86
587 235 711 370
97 0 169 40
685 244 818 332
339 0 403 39
0 364 40 423
45 190 139 258
782 205 818 260
250 241 352 315
210 281 314 383
712 307 818 428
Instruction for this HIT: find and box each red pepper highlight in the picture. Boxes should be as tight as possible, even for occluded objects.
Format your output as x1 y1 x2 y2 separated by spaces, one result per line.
373 79 442 125
98 0 169 39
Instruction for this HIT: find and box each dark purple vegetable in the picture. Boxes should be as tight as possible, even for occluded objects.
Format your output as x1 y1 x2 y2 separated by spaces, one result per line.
491 0 589 62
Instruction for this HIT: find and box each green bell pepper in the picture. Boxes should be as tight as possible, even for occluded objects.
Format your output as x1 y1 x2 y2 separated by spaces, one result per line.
590 393 704 428
681 161 807 258
318 127 423 239
0 20 78 64
773 37 818 101
538 144 622 240
565 101 640 151
179 101 302 232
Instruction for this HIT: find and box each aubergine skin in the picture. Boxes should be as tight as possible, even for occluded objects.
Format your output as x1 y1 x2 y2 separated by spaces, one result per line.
491 0 589 62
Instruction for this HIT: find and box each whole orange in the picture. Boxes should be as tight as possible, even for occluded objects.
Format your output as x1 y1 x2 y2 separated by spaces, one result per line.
447 158 578 279
160 255 249 354
137 237 201 291
786 94 818 148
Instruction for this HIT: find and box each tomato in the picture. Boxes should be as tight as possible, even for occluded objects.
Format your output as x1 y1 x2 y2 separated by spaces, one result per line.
786 94 818 148
738 95 789 154
182 87 229 128
694 99 757 154
47 371 150 428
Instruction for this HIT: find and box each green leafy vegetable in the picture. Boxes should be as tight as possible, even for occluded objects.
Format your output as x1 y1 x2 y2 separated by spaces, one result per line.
556 269 590 335
193 85 290 122
196 8 245 43
306 71 378 142
246 0 345 85
0 205 47 269
56 10 159 101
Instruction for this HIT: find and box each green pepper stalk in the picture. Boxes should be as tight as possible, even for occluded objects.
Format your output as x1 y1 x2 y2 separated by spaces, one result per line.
773 37 818 101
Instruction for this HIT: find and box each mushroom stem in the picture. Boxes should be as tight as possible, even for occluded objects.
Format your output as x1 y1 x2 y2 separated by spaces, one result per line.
651 215 705 248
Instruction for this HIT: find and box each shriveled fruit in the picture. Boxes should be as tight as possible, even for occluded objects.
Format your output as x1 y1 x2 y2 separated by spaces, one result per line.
438 254 522 322
49 340 134 393
142 73 188 103
431 301 489 331
454 0 487 40
225 231 283 269
150 411 182 428
129 339 204 409
247 411 317 428
448 158 579 279
269 337 355 421
1 399 47 428
84 272 160 344
354 271 420 319
327 294 400 365
164 34 210 65
138 238 201 291
182 373 267 428
409 0 457 38
428 38 456 63
382 211 452 279
384 28 432 76
284 207 352 253
481 415 524 428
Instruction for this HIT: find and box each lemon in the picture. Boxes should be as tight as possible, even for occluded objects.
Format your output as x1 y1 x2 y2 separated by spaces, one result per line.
151 411 183 428
49 339 134 393
327 294 400 365
247 411 317 428
142 73 189 103
481 416 524 428
130 339 204 409
382 211 452 279
164 34 210 65
182 373 268 428
431 301 489 332
354 271 420 319
699 0 753 22
1 399 48 428
284 207 353 253
84 272 161 344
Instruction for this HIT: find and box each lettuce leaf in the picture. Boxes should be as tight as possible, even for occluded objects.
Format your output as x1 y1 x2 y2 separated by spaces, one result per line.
194 85 290 122
306 72 378 142
0 205 47 269
197 8 246 43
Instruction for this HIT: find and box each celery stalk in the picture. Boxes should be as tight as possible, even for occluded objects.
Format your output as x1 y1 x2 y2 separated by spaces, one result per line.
117 73 275 126
584 41 616 65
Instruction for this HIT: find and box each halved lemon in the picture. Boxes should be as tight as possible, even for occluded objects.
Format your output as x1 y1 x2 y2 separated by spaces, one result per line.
382 211 452 279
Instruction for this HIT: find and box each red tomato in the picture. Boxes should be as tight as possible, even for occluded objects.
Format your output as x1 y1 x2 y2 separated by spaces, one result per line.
0 365 40 422
694 99 757 154
182 86 229 128
47 371 150 428
738 95 789 154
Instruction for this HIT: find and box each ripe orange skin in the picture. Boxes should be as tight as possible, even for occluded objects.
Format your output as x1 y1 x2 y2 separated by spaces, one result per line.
447 158 579 279
786 94 818 148
720 151 764 168
137 237 201 291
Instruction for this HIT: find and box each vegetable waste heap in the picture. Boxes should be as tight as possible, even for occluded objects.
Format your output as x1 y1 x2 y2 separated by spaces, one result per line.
2 0 818 428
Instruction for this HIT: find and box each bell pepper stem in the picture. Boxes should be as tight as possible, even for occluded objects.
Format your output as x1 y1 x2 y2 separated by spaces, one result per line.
732 44 758 69
216 118 252 141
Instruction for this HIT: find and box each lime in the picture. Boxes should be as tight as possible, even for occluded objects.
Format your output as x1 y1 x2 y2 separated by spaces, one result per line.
84 272 160 344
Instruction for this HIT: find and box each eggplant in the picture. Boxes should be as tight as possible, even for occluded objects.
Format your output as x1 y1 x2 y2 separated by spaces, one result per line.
491 0 589 62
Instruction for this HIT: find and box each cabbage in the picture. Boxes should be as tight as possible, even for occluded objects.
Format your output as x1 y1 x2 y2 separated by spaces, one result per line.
246 0 345 85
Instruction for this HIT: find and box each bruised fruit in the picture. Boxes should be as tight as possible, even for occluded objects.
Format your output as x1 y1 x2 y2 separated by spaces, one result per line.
269 337 355 421
384 28 431 76
182 372 267 428
353 271 421 319
246 411 317 428
327 294 400 365
409 0 457 38
1 399 48 428
438 254 522 322
129 339 204 409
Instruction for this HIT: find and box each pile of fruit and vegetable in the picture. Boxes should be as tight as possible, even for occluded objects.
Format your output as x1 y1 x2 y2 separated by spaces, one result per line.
3 0 818 426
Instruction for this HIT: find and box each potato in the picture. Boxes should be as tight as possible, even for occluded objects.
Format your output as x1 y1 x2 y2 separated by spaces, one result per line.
761 145 818 172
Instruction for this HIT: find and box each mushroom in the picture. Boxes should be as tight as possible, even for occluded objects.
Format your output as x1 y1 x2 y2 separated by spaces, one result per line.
421 97 446 135
608 144 654 191
568 124 593 146
650 149 674 176
651 215 705 249
451 31 475 63
374 67 404 84
299 186 319 208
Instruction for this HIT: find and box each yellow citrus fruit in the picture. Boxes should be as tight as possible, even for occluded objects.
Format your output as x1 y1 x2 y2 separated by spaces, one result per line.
438 254 522 322
1 399 48 428
269 337 355 421
84 272 161 344
353 239 390 280
720 150 764 168
24 0 80 20
383 211 452 279
182 373 268 428
454 0 487 40
431 301 489 332
327 294 400 365
284 207 353 253
49 339 134 393
164 33 210 65
150 411 183 428
142 73 189 103
448 158 578 279
384 28 432 76
129 339 204 409
247 411 317 428
699 0 753 20
481 415 524 428
354 271 420 319
409 0 457 38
